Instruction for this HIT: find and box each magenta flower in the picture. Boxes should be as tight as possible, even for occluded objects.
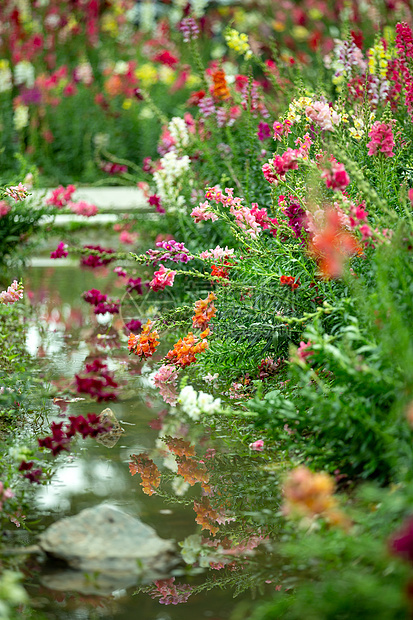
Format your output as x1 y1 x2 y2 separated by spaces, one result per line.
125 319 142 332
257 121 271 141
148 194 165 213
321 160 350 191
389 516 413 564
75 360 119 402
150 265 176 292
19 461 43 484
367 121 395 158
50 242 68 259
80 245 115 268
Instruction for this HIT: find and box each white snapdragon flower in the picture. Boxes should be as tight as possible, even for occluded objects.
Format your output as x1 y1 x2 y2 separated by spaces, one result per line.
168 117 189 149
13 105 29 131
14 61 35 88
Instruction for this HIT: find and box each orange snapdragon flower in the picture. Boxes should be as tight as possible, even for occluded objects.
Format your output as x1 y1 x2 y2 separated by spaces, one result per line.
308 209 361 279
128 320 160 359
212 69 231 101
192 292 217 331
194 497 220 535
166 332 208 368
129 453 161 496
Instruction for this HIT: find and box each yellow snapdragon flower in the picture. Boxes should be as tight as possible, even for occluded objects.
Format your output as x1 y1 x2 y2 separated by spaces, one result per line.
224 28 253 60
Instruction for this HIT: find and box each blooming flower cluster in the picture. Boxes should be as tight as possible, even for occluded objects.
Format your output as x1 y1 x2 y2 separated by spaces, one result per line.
192 292 216 331
80 245 116 269
199 246 234 260
166 332 208 368
153 151 191 213
321 159 351 191
149 264 177 292
50 242 68 259
75 359 119 401
153 364 179 406
67 201 98 217
150 578 194 605
46 184 76 208
82 289 120 315
37 413 110 458
146 240 193 265
305 101 341 131
367 121 396 157
177 385 221 420
308 209 360 279
128 320 160 359
191 201 219 223
283 466 349 528
4 183 29 202
0 280 23 305
280 275 300 290
129 453 161 496
224 28 252 59
193 497 220 535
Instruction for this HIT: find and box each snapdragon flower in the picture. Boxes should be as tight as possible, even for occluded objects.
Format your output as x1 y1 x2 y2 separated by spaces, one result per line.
0 281 23 305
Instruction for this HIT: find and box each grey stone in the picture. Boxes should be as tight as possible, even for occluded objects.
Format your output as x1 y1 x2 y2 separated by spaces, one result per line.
95 408 124 448
38 504 175 573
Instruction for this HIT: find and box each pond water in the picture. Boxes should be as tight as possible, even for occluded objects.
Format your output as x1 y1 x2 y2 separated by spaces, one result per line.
17 252 275 619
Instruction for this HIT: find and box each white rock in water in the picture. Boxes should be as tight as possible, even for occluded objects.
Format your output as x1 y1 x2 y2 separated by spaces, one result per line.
38 504 175 573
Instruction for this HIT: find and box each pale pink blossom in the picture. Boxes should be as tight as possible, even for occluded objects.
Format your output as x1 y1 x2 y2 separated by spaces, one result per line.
0 280 23 305
191 201 218 223
150 265 176 292
153 364 179 406
68 201 98 217
5 183 28 202
199 246 235 260
119 230 139 244
249 439 264 451
230 205 262 239
305 101 341 131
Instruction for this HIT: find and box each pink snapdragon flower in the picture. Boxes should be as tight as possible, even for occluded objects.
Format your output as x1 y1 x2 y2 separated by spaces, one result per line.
0 481 14 510
119 230 139 244
230 205 262 239
150 265 176 292
297 340 314 360
46 184 76 208
273 119 293 141
262 148 300 185
321 160 350 191
50 242 68 259
199 246 235 260
250 203 278 235
5 183 28 202
249 439 264 451
153 364 179 405
191 201 219 223
0 201 11 217
0 280 23 305
367 121 395 157
305 101 341 131
68 201 98 217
